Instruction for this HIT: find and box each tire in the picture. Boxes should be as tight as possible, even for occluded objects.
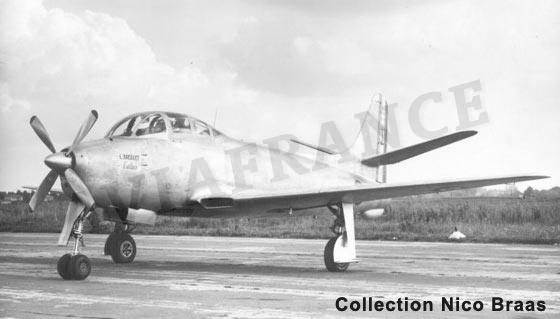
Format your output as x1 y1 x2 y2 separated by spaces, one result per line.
57 253 73 280
69 254 91 280
110 232 136 264
324 237 349 272
104 232 117 255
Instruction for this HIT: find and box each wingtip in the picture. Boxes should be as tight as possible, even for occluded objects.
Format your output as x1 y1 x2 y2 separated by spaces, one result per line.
534 175 551 180
463 130 478 137
91 110 98 119
446 130 477 141
450 130 478 139
29 115 37 125
516 175 550 182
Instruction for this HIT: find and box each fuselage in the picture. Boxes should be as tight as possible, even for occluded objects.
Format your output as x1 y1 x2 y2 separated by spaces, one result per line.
71 111 368 215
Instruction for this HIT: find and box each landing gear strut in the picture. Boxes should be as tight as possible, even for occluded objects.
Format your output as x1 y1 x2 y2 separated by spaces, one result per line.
57 211 92 280
324 202 357 272
104 222 136 264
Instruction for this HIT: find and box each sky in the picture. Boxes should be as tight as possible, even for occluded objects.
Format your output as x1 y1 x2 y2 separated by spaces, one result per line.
0 0 559 191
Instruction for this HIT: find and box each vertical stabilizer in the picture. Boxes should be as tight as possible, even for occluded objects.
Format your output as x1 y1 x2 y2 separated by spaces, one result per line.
338 93 390 184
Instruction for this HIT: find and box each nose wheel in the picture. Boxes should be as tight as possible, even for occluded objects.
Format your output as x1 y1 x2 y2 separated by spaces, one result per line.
58 253 91 280
57 213 92 280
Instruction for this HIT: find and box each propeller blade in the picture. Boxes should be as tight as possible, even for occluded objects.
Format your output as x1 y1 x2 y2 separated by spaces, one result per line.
64 168 95 209
58 198 86 246
28 169 59 211
30 116 56 153
66 110 98 155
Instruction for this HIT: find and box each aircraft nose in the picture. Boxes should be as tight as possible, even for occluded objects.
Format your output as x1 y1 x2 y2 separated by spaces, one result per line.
44 152 73 171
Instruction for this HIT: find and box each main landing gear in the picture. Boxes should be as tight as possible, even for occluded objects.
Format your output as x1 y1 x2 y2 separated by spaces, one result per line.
104 222 136 264
57 212 91 280
324 202 357 272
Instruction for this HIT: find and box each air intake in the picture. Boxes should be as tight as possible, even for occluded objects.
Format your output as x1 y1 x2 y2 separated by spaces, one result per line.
200 197 234 209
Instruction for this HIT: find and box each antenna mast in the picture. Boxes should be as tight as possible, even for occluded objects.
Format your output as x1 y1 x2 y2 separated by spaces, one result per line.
376 96 388 183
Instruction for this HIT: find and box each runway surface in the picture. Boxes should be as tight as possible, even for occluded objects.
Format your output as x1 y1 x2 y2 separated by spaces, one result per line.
0 233 559 318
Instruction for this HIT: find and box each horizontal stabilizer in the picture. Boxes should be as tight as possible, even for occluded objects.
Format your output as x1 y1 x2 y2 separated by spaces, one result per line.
361 131 477 167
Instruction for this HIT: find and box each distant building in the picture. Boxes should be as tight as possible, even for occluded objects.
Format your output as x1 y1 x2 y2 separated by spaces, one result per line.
0 190 33 204
3 193 23 203
0 189 62 205
475 184 522 198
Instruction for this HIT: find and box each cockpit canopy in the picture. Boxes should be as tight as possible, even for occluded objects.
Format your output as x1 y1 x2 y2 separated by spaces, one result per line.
105 112 222 139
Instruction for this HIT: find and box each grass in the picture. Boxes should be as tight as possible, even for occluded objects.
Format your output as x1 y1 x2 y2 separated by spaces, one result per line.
1 197 559 244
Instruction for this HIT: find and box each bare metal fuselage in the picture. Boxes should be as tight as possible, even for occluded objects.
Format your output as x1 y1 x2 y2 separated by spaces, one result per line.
73 134 363 217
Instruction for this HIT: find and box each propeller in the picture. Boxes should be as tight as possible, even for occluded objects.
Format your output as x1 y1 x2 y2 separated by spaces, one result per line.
67 110 98 155
30 116 57 154
28 111 98 212
64 169 95 209
28 169 58 211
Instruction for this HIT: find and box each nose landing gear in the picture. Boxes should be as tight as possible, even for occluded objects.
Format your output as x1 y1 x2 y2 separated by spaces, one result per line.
57 212 92 280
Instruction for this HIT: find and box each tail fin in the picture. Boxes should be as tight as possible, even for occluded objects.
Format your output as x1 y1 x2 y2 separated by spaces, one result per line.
293 92 391 183
350 93 389 183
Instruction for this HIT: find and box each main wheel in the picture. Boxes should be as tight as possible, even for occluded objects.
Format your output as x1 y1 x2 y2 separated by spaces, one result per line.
104 232 117 255
110 232 136 263
69 254 91 280
324 237 349 272
57 253 73 280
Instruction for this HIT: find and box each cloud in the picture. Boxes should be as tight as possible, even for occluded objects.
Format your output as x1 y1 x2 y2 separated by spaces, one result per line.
218 0 559 103
0 0 255 189
1 0 188 110
0 84 31 113
0 0 257 142
219 13 376 97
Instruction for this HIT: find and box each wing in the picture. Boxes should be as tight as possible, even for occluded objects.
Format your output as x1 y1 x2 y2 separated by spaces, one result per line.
229 175 548 211
361 131 477 167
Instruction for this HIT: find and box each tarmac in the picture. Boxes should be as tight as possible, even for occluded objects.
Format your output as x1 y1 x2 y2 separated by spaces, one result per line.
0 233 559 318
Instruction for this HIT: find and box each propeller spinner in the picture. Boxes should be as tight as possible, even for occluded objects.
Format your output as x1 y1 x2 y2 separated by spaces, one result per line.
28 111 98 211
